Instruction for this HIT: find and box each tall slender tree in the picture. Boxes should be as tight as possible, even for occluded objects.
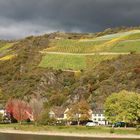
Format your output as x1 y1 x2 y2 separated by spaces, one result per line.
30 98 43 124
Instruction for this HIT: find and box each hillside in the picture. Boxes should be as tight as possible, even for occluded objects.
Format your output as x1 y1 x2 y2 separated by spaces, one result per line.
39 30 140 70
0 28 140 109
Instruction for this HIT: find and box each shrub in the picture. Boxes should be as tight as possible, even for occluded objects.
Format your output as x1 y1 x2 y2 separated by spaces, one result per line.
110 128 115 133
136 125 140 131
0 113 3 123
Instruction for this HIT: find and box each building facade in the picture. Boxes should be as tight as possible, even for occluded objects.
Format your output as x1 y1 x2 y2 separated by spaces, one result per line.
49 107 108 125
92 109 108 125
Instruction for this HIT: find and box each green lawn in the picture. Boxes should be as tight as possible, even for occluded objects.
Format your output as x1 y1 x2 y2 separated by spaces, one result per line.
0 124 140 135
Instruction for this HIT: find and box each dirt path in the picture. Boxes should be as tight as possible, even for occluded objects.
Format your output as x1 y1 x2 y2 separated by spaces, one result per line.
40 51 130 56
121 39 140 43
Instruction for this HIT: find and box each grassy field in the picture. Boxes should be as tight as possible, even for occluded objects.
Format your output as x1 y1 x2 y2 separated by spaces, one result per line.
39 54 117 70
0 124 140 135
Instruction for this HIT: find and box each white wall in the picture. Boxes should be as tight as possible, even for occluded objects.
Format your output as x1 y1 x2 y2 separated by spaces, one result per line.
0 109 4 116
92 113 107 125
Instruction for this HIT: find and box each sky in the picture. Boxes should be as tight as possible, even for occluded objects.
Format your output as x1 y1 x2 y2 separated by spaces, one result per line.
0 0 140 39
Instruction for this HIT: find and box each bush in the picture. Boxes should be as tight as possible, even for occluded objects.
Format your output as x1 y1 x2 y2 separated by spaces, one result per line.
39 109 57 126
130 51 136 54
136 125 140 131
55 120 67 126
110 128 115 133
0 113 3 123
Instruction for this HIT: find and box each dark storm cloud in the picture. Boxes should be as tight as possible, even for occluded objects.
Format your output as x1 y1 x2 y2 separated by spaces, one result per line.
0 0 140 39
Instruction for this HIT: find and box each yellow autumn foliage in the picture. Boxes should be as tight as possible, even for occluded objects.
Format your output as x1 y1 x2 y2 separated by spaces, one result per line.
74 70 82 78
0 54 16 61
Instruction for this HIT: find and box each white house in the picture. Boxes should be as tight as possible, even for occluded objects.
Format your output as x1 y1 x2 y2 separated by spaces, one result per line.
0 104 5 117
92 109 108 125
49 106 108 125
0 109 4 116
64 108 69 120
49 106 66 120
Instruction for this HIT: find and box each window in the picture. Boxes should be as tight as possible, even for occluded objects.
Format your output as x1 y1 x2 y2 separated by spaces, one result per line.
50 114 55 118
94 114 97 116
102 118 105 121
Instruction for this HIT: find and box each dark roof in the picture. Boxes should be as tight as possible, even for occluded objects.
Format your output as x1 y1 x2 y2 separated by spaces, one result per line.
51 106 66 118
0 104 4 110
93 109 104 114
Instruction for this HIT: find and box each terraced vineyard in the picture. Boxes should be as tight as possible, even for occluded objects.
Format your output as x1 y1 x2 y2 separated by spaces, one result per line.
39 30 140 71
95 30 140 40
107 40 140 52
0 42 14 53
43 30 140 53
45 39 107 53
0 42 16 61
39 54 117 70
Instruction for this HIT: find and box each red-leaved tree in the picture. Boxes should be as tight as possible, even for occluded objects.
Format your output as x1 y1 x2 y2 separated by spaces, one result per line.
5 99 15 116
6 99 32 123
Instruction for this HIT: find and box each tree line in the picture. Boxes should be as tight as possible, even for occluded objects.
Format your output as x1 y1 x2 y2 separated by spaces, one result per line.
1 90 140 126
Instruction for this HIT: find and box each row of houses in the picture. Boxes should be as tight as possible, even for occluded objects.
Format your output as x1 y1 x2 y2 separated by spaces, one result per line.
0 105 108 125
49 107 108 125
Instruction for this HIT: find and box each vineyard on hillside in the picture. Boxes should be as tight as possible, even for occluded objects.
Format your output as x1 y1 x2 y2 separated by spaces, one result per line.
42 30 140 54
39 30 140 71
45 39 107 53
39 54 118 70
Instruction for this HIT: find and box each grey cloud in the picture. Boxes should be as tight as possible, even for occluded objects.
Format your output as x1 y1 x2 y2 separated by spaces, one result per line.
0 0 140 39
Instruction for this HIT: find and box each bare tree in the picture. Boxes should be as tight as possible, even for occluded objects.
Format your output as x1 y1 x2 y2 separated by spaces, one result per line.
30 98 43 124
